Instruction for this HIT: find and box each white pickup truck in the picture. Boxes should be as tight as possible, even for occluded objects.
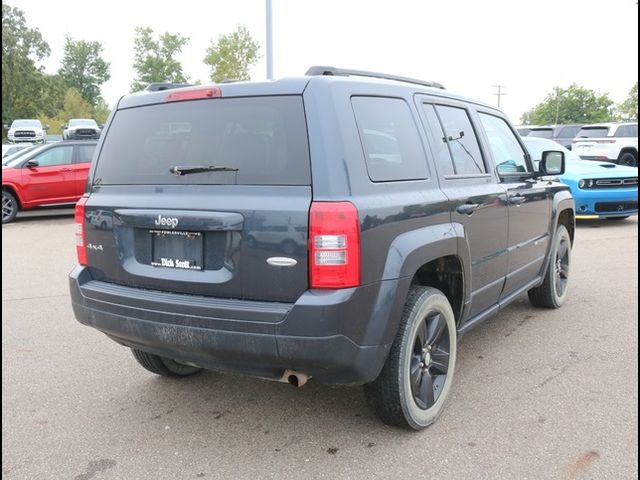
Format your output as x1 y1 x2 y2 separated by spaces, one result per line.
572 123 638 167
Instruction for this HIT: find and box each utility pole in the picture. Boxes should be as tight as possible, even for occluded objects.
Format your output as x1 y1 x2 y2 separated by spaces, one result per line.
492 84 506 108
266 0 273 79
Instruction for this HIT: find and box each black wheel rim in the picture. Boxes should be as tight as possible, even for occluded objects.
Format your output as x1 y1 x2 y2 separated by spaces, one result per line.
410 310 450 410
2 194 15 222
554 237 570 296
621 155 636 167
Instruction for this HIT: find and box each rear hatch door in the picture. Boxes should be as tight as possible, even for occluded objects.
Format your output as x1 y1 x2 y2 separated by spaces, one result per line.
84 94 311 303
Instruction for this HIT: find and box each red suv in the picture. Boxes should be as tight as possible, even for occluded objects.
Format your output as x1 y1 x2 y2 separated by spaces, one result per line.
2 141 97 223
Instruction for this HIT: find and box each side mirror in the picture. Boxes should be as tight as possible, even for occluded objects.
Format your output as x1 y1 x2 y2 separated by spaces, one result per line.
99 124 104 129
62 125 67 130
25 160 39 168
3 124 9 130
539 151 565 176
44 125 50 130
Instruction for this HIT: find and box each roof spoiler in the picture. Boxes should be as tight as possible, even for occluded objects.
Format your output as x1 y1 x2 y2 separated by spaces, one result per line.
305 66 445 90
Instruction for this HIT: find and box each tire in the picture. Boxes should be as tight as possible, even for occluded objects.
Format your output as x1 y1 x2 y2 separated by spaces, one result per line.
364 286 457 430
528 224 571 308
131 349 203 377
100 221 107 230
606 216 629 221
618 152 637 167
2 191 19 224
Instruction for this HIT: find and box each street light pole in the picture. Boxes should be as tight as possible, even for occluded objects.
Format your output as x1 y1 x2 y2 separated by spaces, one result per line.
266 0 273 79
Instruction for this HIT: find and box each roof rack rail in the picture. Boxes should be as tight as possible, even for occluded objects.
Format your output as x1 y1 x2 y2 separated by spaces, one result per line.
305 66 445 90
144 82 194 92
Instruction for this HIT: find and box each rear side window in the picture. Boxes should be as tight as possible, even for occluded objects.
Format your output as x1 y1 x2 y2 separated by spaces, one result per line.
576 126 610 138
77 144 96 164
614 125 637 137
434 105 486 175
528 129 553 139
94 96 310 185
351 96 428 182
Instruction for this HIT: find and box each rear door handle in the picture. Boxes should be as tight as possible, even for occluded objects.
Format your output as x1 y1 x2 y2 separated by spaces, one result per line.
456 203 480 215
509 195 526 205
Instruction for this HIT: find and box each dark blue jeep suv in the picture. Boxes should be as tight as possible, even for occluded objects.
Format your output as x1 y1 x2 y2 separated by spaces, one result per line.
69 67 575 429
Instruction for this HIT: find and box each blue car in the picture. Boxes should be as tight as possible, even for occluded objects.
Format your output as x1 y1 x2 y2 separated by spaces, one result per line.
523 137 638 220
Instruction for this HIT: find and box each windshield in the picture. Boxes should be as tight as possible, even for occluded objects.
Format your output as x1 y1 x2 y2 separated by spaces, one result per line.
2 145 47 167
11 120 41 128
94 96 311 186
69 119 98 127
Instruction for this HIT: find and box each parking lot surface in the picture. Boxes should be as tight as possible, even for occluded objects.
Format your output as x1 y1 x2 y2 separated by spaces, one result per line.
2 213 638 479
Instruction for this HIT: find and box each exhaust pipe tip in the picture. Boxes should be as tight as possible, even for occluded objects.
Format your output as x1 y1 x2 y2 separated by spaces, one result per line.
282 369 309 387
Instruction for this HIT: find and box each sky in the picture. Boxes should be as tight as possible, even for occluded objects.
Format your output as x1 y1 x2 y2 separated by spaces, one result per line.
10 0 639 123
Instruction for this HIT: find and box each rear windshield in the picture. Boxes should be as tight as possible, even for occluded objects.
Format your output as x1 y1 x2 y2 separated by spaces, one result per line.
94 96 310 185
528 128 553 139
576 127 610 138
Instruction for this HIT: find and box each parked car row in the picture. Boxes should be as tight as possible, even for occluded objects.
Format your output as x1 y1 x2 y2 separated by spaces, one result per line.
3 118 102 145
516 122 638 167
523 137 637 219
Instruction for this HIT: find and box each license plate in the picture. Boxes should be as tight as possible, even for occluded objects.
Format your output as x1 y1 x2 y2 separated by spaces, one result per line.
150 230 203 270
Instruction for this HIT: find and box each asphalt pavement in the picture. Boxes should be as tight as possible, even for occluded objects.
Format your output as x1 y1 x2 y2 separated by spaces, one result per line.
2 214 638 479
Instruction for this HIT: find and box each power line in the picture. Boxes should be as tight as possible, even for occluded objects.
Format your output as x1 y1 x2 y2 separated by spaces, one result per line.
492 85 506 108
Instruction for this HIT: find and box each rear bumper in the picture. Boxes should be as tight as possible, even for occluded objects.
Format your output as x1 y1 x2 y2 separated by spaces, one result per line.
69 266 408 384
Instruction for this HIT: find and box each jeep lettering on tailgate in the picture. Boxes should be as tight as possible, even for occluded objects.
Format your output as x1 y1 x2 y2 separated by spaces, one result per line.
154 215 179 228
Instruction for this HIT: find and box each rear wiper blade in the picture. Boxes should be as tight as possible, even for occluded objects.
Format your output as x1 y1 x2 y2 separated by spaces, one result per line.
170 165 239 176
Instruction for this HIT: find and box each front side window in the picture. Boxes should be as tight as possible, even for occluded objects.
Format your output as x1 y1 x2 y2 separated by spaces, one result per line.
478 113 528 175
434 105 486 175
352 96 428 182
32 146 74 167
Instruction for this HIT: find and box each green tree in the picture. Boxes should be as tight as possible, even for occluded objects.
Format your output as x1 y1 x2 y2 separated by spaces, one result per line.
37 74 67 118
521 84 614 125
2 3 50 127
39 88 94 134
59 36 110 106
92 97 111 125
131 27 189 92
617 82 638 121
203 25 260 82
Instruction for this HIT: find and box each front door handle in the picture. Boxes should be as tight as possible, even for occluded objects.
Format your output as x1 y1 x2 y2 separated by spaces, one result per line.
456 203 480 215
509 195 526 205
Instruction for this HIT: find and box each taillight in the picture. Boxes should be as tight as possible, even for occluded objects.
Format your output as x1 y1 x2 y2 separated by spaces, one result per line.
309 201 360 289
75 196 89 265
166 86 222 102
